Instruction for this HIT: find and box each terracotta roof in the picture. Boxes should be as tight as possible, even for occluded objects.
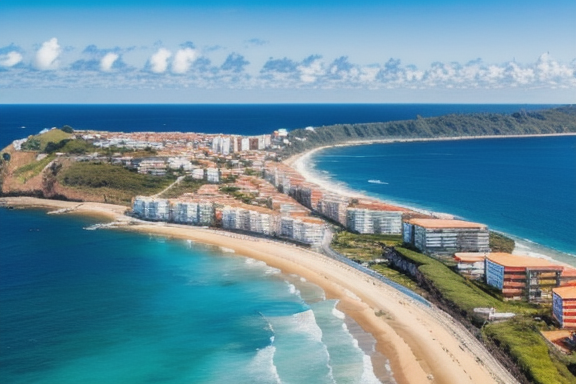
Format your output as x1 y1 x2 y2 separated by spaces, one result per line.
554 286 576 300
408 219 487 229
454 253 487 262
486 253 564 269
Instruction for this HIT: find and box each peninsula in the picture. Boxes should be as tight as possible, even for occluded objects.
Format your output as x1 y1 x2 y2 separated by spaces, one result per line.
2 105 576 384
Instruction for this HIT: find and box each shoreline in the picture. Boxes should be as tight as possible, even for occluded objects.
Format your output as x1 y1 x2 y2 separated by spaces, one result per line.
285 133 576 265
0 196 517 384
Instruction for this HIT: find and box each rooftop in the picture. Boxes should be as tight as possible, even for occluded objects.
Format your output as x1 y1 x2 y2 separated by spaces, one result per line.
408 218 487 229
486 253 564 269
454 253 487 262
553 286 576 300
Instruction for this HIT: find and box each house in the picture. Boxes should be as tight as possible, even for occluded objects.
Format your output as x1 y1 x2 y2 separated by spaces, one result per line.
403 219 490 256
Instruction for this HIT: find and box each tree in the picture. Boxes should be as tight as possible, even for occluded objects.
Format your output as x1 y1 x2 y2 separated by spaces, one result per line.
21 138 41 151
61 125 74 133
2 153 10 162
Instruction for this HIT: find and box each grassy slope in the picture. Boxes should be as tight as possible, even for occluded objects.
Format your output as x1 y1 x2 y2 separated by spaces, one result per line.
58 162 175 204
330 231 575 384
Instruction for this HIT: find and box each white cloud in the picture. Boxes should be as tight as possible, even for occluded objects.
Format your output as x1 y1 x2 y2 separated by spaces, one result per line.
297 57 324 83
34 38 61 70
149 48 172 73
0 51 23 67
172 47 198 74
100 52 119 72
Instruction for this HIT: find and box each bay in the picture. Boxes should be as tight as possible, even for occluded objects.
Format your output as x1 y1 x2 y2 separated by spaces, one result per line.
310 135 576 263
0 208 384 384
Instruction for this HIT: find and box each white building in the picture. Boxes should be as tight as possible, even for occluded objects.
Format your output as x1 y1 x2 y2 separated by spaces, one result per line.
206 168 220 183
191 168 205 180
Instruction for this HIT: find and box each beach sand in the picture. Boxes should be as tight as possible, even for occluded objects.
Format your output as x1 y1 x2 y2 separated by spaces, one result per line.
1 196 517 384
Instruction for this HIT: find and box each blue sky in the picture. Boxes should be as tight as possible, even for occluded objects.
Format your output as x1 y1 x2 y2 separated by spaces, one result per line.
0 0 574 103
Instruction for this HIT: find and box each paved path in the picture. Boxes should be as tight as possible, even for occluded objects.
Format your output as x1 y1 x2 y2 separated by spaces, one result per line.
153 175 185 197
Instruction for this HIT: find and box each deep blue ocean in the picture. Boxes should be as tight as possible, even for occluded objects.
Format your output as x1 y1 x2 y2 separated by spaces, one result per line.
0 104 573 382
309 136 576 262
0 104 554 148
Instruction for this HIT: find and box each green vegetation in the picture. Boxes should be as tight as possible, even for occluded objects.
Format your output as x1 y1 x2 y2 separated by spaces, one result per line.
2 153 10 162
395 247 543 315
219 185 257 204
331 230 402 261
14 154 56 182
21 138 41 151
22 129 73 152
490 231 516 253
159 176 206 198
331 231 573 383
483 319 576 384
60 125 74 133
62 139 96 154
59 162 174 203
330 231 425 292
281 105 576 156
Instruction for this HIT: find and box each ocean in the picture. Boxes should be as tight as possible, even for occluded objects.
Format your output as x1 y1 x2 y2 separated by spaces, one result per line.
0 208 386 384
309 136 576 263
0 104 554 149
0 104 573 382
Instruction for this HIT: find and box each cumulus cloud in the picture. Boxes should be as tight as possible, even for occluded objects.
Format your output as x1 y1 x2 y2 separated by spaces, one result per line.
149 48 172 73
261 57 298 74
297 55 324 83
100 52 119 72
5 41 575 94
172 47 198 74
0 51 23 67
34 38 61 70
221 53 249 73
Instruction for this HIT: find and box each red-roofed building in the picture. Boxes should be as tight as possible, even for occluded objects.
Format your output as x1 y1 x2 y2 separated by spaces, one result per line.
553 287 576 329
485 253 564 303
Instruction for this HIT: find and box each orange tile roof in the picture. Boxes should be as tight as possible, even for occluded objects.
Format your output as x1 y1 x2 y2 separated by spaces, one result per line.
408 219 487 229
454 253 487 262
554 286 576 300
486 253 564 269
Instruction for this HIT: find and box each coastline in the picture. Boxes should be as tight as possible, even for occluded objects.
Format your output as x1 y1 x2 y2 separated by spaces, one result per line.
0 196 517 384
286 133 576 265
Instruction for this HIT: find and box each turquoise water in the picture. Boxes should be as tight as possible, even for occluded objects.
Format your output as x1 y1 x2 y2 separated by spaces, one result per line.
310 135 576 263
0 208 386 383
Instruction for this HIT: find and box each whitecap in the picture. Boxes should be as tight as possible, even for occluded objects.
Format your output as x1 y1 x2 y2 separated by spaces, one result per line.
361 354 384 384
331 307 346 320
247 346 282 384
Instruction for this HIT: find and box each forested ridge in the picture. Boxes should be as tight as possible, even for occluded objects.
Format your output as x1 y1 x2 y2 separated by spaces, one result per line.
281 105 576 155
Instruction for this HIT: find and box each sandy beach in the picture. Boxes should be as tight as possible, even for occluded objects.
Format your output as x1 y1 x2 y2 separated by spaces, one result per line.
1 196 518 384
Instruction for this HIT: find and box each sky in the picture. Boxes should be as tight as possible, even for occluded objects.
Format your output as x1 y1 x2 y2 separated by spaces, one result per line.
0 0 575 103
